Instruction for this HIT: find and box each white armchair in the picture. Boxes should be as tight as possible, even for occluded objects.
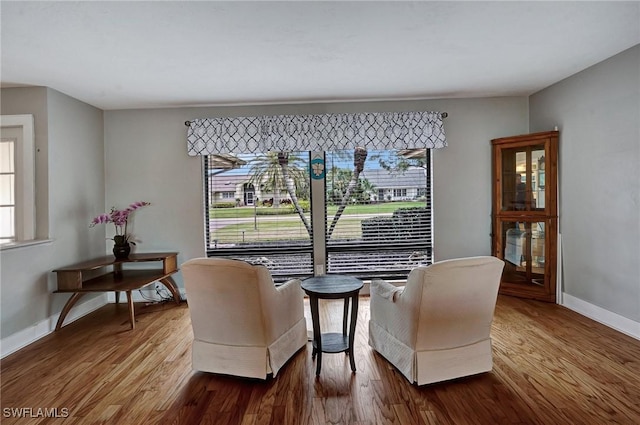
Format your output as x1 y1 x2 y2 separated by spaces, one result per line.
182 257 307 379
369 256 505 385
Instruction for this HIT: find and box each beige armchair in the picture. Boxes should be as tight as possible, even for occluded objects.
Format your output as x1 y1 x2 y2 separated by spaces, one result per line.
182 258 307 379
369 256 505 385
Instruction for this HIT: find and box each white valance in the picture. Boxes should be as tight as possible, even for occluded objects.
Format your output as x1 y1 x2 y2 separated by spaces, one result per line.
186 111 447 155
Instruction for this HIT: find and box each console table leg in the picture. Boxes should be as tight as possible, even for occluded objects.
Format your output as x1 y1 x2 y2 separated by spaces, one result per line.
159 276 181 304
115 291 120 304
126 290 135 330
55 292 86 331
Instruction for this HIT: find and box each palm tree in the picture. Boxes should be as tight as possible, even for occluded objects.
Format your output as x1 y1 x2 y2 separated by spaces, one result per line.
248 152 284 205
358 178 377 202
327 147 368 238
248 152 312 236
278 152 311 235
327 168 353 204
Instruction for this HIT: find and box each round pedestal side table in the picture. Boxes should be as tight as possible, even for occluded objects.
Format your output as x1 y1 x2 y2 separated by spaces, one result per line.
301 274 364 376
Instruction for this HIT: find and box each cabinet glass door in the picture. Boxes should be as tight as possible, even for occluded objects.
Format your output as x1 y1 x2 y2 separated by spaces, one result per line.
496 217 555 300
500 144 546 212
500 220 546 286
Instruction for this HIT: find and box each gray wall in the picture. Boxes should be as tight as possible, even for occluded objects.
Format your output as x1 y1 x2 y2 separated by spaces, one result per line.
0 87 105 340
104 97 528 285
530 45 640 322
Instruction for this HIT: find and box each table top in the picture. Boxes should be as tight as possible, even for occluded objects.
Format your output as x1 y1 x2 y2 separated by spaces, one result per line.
301 274 363 298
53 252 178 272
54 269 176 293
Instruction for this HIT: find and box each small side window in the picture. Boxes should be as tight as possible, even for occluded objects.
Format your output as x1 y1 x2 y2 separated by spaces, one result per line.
0 114 35 245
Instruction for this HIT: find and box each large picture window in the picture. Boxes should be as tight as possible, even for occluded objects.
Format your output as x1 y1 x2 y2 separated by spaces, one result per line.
203 148 433 281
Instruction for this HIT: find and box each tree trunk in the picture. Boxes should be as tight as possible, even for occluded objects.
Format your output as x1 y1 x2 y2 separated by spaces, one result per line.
327 147 367 239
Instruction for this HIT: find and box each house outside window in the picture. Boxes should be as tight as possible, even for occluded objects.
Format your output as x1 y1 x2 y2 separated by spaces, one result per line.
393 188 407 199
221 191 235 200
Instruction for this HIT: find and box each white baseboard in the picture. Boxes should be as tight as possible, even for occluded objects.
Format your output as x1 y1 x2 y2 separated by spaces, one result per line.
0 294 108 359
562 293 640 341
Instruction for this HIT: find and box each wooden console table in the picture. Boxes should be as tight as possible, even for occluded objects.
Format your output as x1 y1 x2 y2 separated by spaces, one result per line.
53 252 181 331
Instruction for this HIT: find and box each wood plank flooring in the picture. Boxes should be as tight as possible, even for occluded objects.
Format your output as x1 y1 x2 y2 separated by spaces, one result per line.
2 295 640 424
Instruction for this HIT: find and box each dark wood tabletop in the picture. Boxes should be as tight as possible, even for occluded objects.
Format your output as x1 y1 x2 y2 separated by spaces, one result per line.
301 274 363 298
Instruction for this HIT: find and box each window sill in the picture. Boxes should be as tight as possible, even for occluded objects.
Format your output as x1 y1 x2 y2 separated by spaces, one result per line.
0 239 54 251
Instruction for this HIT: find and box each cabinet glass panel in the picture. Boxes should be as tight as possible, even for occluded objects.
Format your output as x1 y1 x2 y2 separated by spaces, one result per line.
531 147 545 210
500 144 545 211
500 220 545 286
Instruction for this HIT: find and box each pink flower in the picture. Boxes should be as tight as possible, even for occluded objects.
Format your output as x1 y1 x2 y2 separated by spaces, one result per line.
89 201 150 243
90 214 110 227
110 208 130 227
128 201 150 211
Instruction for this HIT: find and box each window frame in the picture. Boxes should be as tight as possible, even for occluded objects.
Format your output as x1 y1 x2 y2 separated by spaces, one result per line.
0 115 35 246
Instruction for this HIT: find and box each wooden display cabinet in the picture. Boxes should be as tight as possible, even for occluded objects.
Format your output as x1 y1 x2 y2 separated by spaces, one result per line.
491 131 558 302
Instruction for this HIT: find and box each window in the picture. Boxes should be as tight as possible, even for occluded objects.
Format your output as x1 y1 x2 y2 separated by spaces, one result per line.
325 149 432 280
0 139 15 243
221 191 235 200
203 152 313 281
202 148 433 282
393 188 407 198
0 115 35 245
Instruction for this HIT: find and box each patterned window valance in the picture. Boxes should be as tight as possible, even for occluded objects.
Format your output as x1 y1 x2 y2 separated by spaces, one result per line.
186 111 447 155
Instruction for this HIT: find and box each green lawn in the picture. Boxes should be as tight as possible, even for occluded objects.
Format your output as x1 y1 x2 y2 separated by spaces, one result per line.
210 201 420 219
210 201 425 243
213 217 366 243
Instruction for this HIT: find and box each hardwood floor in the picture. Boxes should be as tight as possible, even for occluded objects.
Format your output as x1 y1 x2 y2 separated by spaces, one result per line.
2 295 640 424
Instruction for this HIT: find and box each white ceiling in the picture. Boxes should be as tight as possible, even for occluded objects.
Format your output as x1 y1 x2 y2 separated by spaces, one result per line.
1 1 639 110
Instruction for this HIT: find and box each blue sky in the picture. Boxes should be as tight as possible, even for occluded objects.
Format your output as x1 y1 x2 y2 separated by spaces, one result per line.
221 150 390 175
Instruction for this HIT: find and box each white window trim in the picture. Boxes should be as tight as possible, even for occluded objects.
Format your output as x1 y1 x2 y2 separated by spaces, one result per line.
0 114 35 243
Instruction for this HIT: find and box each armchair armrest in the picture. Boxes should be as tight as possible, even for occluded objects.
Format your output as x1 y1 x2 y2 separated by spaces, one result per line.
263 278 305 341
276 278 303 294
371 278 403 302
370 278 416 347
